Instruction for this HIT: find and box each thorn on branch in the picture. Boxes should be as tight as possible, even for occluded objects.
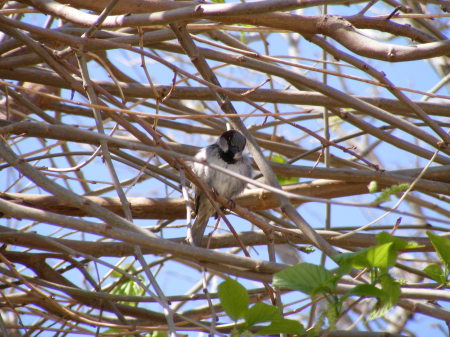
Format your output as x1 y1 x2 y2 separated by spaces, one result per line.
309 146 323 173
242 78 270 97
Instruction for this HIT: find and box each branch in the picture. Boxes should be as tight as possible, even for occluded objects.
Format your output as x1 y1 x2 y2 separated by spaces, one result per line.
0 226 435 255
25 1 450 61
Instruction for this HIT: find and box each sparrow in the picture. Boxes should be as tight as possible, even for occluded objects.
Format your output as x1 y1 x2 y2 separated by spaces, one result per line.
189 130 252 246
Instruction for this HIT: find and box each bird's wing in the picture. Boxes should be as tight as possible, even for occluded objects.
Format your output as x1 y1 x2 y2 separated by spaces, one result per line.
189 193 215 246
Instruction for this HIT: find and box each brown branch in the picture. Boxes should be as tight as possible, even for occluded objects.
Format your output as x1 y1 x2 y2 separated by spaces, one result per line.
2 69 448 117
0 13 447 158
0 226 435 256
1 167 449 218
25 1 450 61
0 138 158 239
1 1 449 333
0 197 287 275
2 70 448 115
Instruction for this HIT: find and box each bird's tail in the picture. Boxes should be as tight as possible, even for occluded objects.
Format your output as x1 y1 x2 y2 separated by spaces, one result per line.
188 194 215 246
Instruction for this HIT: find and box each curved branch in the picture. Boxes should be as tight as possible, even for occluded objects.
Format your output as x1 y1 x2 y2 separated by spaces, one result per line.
26 0 450 61
1 69 448 116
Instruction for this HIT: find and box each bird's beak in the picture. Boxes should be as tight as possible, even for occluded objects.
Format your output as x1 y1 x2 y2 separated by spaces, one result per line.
229 146 239 155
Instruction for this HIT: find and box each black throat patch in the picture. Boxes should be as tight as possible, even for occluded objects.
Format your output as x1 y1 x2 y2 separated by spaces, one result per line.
218 149 236 164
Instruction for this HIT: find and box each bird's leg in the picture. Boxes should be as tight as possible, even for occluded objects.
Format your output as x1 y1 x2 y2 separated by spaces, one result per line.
216 199 236 219
227 199 236 210
211 187 221 219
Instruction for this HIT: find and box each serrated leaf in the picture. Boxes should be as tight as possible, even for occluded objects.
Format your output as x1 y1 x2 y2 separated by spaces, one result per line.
273 263 335 296
427 231 450 265
256 318 305 335
369 275 400 320
369 301 391 320
423 263 446 283
111 279 144 307
245 302 280 328
218 278 249 321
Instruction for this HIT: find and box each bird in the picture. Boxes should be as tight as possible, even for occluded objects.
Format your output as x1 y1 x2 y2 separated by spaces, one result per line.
189 130 252 246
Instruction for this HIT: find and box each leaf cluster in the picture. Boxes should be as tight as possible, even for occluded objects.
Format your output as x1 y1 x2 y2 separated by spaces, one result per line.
218 278 305 336
272 231 450 330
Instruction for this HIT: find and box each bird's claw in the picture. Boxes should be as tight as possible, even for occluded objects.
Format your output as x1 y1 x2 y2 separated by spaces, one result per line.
227 199 236 209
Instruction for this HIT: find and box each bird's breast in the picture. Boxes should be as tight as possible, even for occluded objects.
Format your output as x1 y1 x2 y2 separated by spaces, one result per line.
208 157 250 199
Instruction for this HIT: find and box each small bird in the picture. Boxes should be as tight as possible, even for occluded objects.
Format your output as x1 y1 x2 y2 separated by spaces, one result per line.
189 130 252 246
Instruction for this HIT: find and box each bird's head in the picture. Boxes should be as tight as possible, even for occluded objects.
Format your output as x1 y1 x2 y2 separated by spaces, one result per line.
217 130 247 163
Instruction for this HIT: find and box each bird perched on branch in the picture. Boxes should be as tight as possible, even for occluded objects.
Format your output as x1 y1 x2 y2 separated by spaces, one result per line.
189 130 252 246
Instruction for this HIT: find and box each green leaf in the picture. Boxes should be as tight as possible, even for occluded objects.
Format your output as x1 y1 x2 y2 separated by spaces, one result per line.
368 180 378 193
218 278 249 321
330 115 344 131
256 318 305 335
271 154 299 185
373 183 409 204
271 154 286 164
111 264 137 278
151 332 168 337
369 275 400 320
334 251 365 272
105 328 151 337
427 231 450 265
369 301 391 320
337 251 365 270
325 301 339 331
111 279 144 307
346 284 388 301
376 232 422 250
211 0 225 3
336 242 397 271
245 302 280 328
240 31 247 44
365 242 396 269
307 313 326 337
273 263 335 296
423 263 446 283
382 274 400 299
